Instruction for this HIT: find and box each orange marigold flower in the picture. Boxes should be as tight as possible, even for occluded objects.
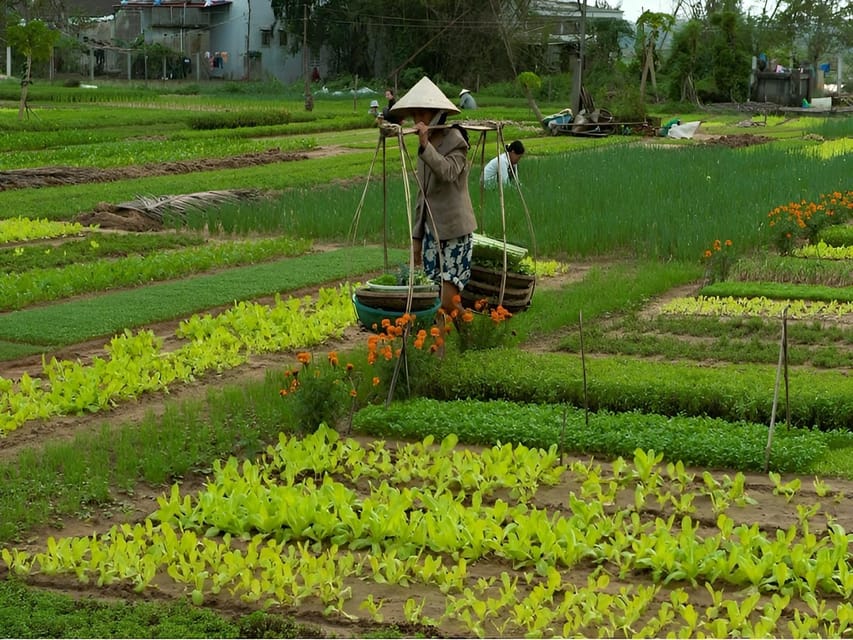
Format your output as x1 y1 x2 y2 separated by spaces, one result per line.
367 352 377 365
346 362 354 372
724 239 732 247
462 310 474 323
452 294 462 304
704 250 712 258
413 338 425 349
328 352 339 367
430 326 441 337
417 329 427 339
474 298 486 311
372 376 380 386
350 389 358 397
279 389 288 396
297 352 311 365
381 318 391 328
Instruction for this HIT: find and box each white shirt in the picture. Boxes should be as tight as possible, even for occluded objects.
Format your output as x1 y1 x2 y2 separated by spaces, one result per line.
482 151 517 188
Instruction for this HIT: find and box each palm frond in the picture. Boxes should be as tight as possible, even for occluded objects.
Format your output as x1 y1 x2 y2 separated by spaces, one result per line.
115 189 261 221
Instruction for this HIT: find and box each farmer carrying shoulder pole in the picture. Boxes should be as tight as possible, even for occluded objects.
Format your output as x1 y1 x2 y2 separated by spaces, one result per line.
389 77 477 316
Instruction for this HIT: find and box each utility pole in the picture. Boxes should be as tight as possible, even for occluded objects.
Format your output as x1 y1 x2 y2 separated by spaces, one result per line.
569 0 587 114
303 2 313 111
245 0 251 80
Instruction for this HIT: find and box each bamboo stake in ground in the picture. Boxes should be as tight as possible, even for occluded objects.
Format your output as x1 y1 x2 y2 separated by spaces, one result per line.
764 306 789 473
580 309 589 427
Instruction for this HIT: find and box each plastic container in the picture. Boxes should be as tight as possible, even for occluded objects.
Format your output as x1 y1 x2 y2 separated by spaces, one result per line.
352 295 441 332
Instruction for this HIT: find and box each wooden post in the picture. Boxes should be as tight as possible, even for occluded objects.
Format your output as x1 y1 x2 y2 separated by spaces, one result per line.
580 309 589 427
302 3 313 111
382 135 387 272
764 307 788 473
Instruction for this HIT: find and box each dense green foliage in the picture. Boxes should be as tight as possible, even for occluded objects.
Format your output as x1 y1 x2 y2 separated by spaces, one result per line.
728 254 853 286
0 232 204 273
0 579 324 638
186 109 292 130
699 281 853 303
0 236 313 311
0 247 397 346
420 349 853 431
353 399 840 473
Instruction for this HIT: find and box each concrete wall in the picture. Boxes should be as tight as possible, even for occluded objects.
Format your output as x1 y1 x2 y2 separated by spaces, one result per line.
752 70 812 107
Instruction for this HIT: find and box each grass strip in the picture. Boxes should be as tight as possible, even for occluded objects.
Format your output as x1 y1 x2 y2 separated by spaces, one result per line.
0 578 326 638
0 340 43 360
421 349 853 431
353 398 842 474
0 370 294 542
0 247 401 346
0 236 313 311
558 329 853 368
559 314 853 369
699 281 853 302
0 232 205 273
0 152 377 222
514 260 703 342
818 225 853 248
729 254 853 286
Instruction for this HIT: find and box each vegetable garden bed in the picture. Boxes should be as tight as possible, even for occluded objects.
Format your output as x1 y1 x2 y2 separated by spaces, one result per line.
0 87 851 638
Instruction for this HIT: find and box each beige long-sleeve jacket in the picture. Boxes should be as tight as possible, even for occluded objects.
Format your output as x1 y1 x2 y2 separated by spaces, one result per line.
412 126 477 241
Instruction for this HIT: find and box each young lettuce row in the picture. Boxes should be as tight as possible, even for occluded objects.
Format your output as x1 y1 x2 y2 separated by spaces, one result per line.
0 286 355 434
2 443 851 637
660 295 853 318
0 216 86 244
258 427 564 501
793 240 853 260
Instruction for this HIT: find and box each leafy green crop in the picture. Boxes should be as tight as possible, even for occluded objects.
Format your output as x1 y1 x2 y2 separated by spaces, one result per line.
0 236 312 311
353 399 829 472
419 349 853 431
699 282 853 303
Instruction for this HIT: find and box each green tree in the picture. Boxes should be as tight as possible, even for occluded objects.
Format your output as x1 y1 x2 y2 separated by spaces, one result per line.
636 11 675 102
6 16 60 120
709 9 753 101
774 0 851 69
516 71 544 121
665 19 706 104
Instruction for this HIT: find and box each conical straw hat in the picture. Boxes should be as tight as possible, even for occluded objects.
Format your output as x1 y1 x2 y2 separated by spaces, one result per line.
389 76 460 118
